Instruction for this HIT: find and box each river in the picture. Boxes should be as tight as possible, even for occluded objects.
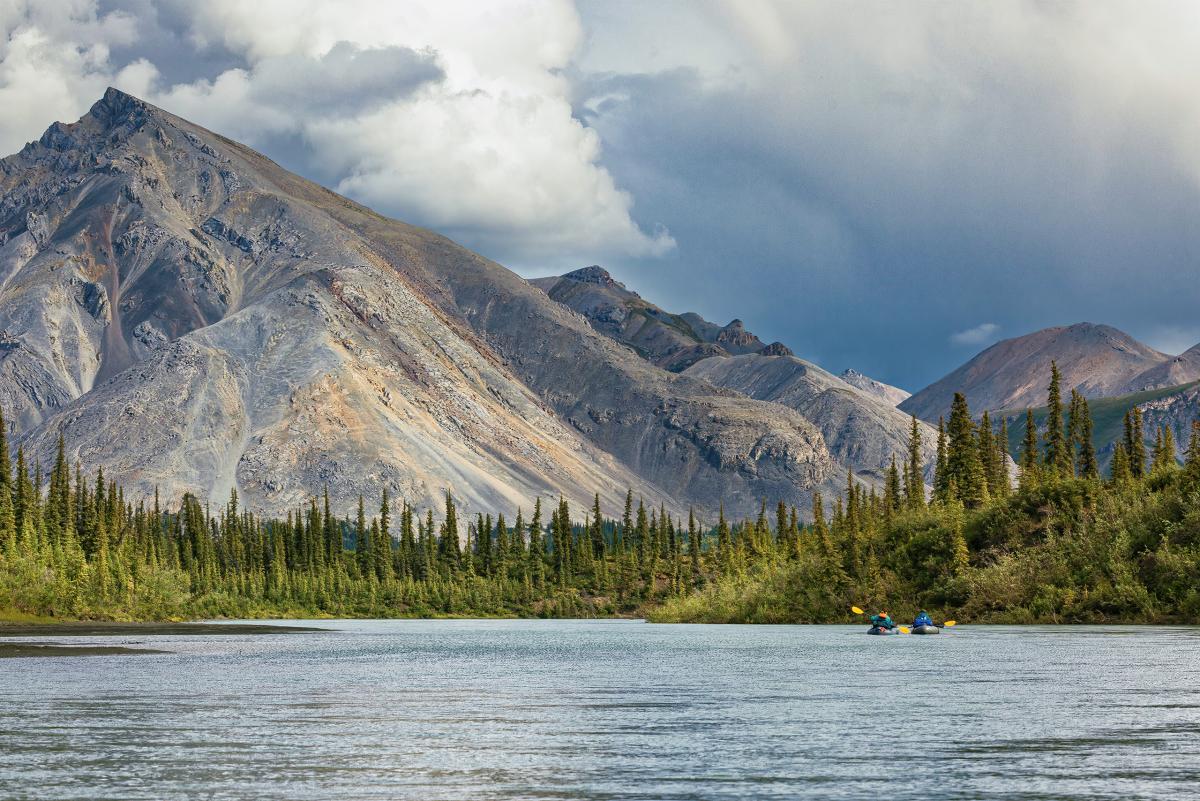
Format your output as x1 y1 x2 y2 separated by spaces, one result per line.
2 620 1198 800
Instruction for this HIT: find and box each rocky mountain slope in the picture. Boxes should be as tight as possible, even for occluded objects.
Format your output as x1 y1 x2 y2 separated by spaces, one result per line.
1122 343 1200 394
838 368 910 406
684 355 937 481
0 89 836 518
532 269 937 483
900 323 1198 421
530 267 784 371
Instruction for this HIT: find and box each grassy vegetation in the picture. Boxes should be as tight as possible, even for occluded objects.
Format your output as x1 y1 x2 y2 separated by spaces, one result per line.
1003 381 1198 462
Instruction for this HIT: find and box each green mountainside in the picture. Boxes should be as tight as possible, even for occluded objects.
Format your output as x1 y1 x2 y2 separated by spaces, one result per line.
1003 381 1200 464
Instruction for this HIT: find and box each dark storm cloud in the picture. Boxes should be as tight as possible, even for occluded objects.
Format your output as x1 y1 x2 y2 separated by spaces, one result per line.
572 2 1200 389
99 0 247 84
248 42 443 116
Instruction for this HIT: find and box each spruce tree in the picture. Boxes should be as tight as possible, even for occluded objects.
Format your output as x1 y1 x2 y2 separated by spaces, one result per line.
688 508 701 581
591 494 605 559
355 495 371 579
934 417 949 503
1152 426 1177 474
1043 362 1068 477
716 503 732 576
621 489 633 554
994 417 1011 497
1124 407 1146 478
1020 409 1039 485
904 415 925 510
1076 397 1098 479
884 456 901 514
1110 439 1132 484
946 393 986 507
977 411 998 495
1185 420 1200 482
0 405 10 495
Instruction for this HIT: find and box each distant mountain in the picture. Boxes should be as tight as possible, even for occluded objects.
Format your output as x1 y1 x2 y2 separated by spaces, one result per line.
530 267 783 371
839 368 910 406
0 89 837 518
1122 344 1200 394
534 269 938 482
900 323 1193 421
685 354 938 481
1002 380 1199 467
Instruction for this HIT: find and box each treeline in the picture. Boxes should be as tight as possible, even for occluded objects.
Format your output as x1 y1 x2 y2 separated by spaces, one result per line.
653 363 1200 624
3 365 1199 623
0 403 799 620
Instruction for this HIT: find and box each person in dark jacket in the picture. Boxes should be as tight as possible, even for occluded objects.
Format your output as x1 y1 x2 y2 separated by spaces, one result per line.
913 610 934 628
869 611 896 630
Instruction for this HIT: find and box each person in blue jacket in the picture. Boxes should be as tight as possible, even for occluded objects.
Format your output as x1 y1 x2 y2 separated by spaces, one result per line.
869 611 896 631
913 610 935 628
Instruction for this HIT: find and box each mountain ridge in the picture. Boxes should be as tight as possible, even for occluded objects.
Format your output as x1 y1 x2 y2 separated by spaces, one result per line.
900 322 1199 421
532 267 939 483
0 88 836 518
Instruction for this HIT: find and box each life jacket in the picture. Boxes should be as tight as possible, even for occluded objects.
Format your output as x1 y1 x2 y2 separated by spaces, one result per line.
914 613 933 627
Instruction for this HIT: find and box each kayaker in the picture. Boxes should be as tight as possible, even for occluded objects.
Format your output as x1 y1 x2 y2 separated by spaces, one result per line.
913 610 934 628
869 611 896 631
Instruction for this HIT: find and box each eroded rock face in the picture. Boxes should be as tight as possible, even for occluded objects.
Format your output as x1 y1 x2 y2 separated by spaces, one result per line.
1136 384 1200 463
532 268 936 488
1122 344 1200 395
1 88 836 518
685 354 938 483
839 368 910 407
530 269 769 372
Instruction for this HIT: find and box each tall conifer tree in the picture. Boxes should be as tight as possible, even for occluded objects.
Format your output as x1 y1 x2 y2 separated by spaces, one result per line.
1020 409 1039 485
1043 362 1068 476
946 393 986 507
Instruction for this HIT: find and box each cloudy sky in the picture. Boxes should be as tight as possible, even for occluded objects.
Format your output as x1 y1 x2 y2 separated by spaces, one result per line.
2 1 1198 389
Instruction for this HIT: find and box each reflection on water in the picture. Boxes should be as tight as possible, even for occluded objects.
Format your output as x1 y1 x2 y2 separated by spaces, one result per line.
2 621 1199 800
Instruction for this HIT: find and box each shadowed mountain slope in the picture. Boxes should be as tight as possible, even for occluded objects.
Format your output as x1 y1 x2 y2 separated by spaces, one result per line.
532 269 937 483
530 267 779 371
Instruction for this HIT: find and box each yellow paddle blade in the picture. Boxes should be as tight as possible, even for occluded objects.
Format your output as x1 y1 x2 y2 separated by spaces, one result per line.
898 626 911 634
851 606 864 615
943 620 956 627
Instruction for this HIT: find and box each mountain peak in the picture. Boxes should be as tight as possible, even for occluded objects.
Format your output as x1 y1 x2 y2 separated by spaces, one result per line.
31 87 158 156
901 322 1181 420
759 341 794 357
562 265 622 288
839 368 911 406
90 86 151 123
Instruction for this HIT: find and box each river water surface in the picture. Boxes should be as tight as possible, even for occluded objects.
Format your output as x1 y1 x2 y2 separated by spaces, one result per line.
2 620 1199 800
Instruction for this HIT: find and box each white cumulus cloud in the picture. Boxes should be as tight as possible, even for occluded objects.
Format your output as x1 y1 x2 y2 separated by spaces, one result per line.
0 0 673 267
950 323 1000 347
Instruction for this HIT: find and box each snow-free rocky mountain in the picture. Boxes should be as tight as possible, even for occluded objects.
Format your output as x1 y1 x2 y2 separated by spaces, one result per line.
901 323 1200 422
533 267 937 482
0 89 843 518
838 368 910 406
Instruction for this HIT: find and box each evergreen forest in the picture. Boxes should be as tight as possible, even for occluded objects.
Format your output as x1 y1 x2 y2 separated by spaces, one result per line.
2 363 1199 624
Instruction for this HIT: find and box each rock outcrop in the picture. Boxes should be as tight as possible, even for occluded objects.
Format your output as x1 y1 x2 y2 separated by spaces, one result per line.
839 368 910 407
1122 343 1200 394
530 268 768 372
685 354 938 482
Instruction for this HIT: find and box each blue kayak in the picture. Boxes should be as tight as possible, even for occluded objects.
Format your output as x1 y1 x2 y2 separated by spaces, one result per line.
867 626 899 635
